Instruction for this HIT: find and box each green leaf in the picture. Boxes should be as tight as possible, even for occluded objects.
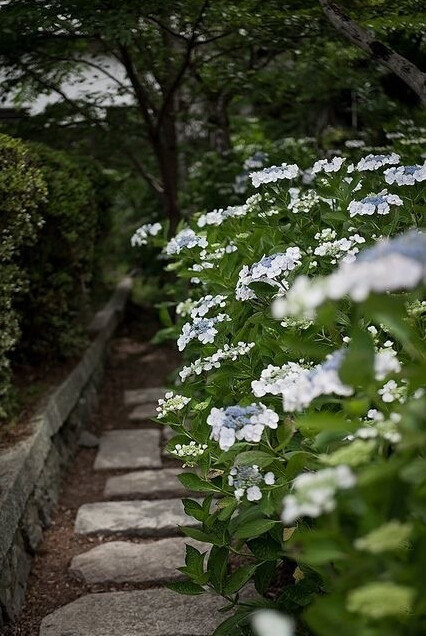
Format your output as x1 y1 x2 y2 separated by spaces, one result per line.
212 609 251 636
339 328 375 386
178 473 221 493
295 412 353 437
167 580 205 595
224 564 258 595
234 518 277 539
182 498 205 522
276 420 294 450
254 560 277 595
247 535 282 560
234 450 275 468
208 545 229 592
180 526 216 544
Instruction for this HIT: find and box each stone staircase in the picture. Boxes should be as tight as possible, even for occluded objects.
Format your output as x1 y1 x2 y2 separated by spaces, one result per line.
38 387 224 636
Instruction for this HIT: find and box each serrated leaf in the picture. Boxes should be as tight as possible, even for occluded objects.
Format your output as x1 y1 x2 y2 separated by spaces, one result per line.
234 450 275 468
167 580 205 595
178 473 221 492
234 518 277 539
224 564 257 594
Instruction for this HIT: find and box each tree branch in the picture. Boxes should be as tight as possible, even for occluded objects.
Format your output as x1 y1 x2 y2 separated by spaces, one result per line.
318 0 426 104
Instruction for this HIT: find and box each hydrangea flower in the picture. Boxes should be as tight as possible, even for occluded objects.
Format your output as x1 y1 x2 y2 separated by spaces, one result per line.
378 379 407 403
374 346 401 380
346 582 414 619
130 222 162 246
236 248 302 301
165 228 208 255
288 189 320 214
345 139 365 148
356 153 400 171
250 163 299 187
312 156 345 174
176 298 198 318
251 610 294 636
228 464 275 501
189 294 227 319
273 231 426 318
348 190 403 217
314 229 365 264
197 196 260 227
171 441 208 466
384 162 426 186
347 409 402 445
207 403 279 451
252 361 311 397
179 342 255 381
177 314 231 351
281 465 356 524
157 392 191 419
280 350 353 412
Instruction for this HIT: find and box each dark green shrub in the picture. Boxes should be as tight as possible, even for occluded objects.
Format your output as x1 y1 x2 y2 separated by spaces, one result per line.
0 133 47 417
16 144 99 361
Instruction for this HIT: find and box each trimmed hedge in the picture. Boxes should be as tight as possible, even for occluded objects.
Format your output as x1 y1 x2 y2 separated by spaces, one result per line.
0 134 47 417
17 145 98 360
0 133 114 419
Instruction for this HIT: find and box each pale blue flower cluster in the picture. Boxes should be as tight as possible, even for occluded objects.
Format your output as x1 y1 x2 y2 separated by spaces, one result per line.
228 464 275 501
348 190 403 216
166 228 208 255
177 313 230 351
207 403 279 450
384 162 426 186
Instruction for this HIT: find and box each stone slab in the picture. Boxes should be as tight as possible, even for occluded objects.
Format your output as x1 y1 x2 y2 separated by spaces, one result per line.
78 431 100 448
124 387 166 406
128 403 158 421
74 499 200 537
104 468 186 499
93 430 161 470
70 538 207 584
39 588 227 636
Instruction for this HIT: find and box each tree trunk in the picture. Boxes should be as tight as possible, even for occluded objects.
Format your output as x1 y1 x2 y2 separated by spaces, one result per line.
319 0 426 105
157 106 181 234
207 92 232 154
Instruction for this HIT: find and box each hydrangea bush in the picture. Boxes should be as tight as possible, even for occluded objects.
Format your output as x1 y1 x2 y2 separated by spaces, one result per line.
134 141 425 635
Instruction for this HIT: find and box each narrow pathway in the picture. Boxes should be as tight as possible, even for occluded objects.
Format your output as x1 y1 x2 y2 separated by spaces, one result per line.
4 314 224 636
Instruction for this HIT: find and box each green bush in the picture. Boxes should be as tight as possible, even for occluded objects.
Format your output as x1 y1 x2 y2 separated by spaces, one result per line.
16 144 99 360
0 133 47 417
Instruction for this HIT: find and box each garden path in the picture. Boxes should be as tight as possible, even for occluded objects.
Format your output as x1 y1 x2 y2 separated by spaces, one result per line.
39 385 223 635
3 317 223 636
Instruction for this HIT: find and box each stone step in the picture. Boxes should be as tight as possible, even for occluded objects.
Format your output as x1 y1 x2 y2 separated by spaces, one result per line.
104 468 186 499
39 588 227 635
128 403 158 421
94 429 161 471
70 538 207 584
74 499 200 537
124 387 166 406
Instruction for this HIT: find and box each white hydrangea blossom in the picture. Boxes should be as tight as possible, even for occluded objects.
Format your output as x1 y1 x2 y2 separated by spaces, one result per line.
228 464 275 501
176 298 198 318
374 346 401 380
356 153 400 171
378 380 407 404
157 391 191 418
236 248 302 301
345 139 366 148
281 465 356 524
179 342 255 381
130 222 162 247
207 403 279 451
384 162 426 186
197 196 260 228
348 190 403 217
279 350 354 412
314 229 365 264
171 441 208 466
273 231 426 319
165 228 208 255
312 156 345 174
177 313 231 351
250 163 299 187
189 294 227 319
280 316 313 330
288 188 320 214
251 610 294 636
252 361 312 397
347 410 402 445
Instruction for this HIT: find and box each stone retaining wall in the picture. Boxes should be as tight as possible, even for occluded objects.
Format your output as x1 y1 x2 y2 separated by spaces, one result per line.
0 277 132 626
